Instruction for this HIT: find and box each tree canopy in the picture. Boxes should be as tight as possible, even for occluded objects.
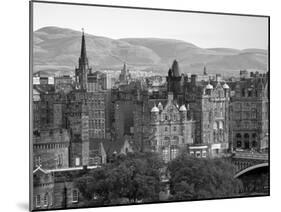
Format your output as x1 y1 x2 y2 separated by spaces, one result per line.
75 152 164 205
168 154 242 200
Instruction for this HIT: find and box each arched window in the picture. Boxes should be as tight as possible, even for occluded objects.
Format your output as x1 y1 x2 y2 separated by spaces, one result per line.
248 89 252 97
171 148 179 160
252 133 257 139
219 121 224 130
43 193 48 206
252 140 257 148
213 122 218 130
236 133 242 148
244 133 250 149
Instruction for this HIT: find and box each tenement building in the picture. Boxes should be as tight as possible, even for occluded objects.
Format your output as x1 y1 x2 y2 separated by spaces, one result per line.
184 77 231 157
150 92 195 162
166 61 231 157
230 71 269 151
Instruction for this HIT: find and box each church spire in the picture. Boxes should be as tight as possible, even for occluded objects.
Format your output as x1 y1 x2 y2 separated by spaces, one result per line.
75 28 91 90
80 28 87 62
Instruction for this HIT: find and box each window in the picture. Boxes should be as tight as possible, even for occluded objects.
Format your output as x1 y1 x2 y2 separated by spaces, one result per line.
162 148 169 163
202 151 207 158
165 127 168 132
57 154 63 167
219 121 223 130
248 90 252 97
72 190 79 203
36 195 41 208
195 151 201 158
190 151 194 156
171 148 178 160
237 140 242 148
244 133 250 149
43 194 48 206
242 88 246 97
75 157 80 166
35 156 41 167
236 134 242 148
173 126 177 131
213 122 218 130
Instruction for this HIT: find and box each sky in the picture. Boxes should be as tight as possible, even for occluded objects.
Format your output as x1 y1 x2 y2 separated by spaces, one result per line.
33 2 268 50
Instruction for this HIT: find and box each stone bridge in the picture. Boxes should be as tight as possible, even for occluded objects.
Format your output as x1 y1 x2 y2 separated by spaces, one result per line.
231 151 269 177
231 151 269 194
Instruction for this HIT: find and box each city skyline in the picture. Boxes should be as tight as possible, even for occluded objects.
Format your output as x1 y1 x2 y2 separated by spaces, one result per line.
33 3 268 50
31 2 269 210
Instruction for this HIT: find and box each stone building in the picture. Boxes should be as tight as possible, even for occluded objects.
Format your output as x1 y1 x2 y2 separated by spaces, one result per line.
32 166 99 210
54 75 74 94
230 72 269 151
38 92 67 129
184 78 231 157
149 92 195 162
166 60 231 157
33 167 54 210
65 90 90 167
33 128 70 170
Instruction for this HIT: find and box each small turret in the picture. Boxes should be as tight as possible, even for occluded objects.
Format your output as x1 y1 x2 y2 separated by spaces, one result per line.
151 105 160 113
151 104 159 123
179 104 187 121
223 83 230 89
158 102 163 111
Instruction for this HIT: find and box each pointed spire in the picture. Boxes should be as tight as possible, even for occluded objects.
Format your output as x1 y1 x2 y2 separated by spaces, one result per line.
203 65 207 75
80 28 87 59
171 59 180 77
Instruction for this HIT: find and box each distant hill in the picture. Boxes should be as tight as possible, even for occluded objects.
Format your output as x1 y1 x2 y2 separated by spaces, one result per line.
34 26 268 76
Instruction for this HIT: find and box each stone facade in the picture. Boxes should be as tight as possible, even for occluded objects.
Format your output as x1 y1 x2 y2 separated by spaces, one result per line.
230 72 269 151
150 92 195 162
33 128 70 170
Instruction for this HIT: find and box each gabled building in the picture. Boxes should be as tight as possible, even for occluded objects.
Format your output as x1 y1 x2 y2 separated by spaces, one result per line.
150 92 195 162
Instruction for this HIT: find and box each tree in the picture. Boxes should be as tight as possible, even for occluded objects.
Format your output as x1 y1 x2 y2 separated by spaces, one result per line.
75 152 164 205
168 154 242 200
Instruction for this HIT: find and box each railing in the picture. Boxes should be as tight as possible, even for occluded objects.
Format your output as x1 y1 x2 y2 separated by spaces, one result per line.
233 152 268 160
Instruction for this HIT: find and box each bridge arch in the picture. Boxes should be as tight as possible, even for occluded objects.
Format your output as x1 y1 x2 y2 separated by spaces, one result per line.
234 162 269 178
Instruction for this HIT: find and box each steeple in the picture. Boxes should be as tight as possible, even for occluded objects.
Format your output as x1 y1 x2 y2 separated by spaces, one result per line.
203 65 207 75
79 28 89 68
171 60 180 77
75 28 91 90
